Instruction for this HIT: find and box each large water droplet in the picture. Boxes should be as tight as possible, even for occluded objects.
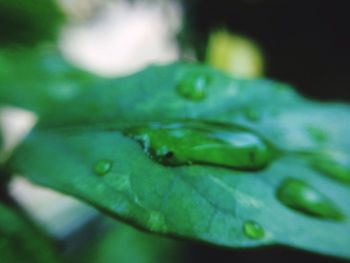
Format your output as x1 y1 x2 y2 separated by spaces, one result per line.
243 220 265 239
312 159 350 185
93 159 113 176
176 71 211 101
276 178 344 221
124 121 273 170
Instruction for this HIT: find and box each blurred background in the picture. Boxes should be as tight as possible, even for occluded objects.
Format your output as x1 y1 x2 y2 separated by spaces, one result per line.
0 0 349 262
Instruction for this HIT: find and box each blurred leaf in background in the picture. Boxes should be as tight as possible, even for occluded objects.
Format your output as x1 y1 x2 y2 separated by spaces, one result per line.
0 202 64 263
0 47 98 115
0 127 3 158
0 0 64 47
70 218 184 263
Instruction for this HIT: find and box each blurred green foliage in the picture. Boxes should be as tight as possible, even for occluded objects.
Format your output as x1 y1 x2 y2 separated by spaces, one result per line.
71 219 183 263
0 0 64 47
0 202 63 263
0 47 97 115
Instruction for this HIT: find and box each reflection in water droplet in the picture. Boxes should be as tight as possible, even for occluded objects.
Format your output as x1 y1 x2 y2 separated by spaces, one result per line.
312 159 350 185
306 126 328 143
243 220 265 239
176 71 211 101
276 178 344 221
93 159 113 176
124 121 273 170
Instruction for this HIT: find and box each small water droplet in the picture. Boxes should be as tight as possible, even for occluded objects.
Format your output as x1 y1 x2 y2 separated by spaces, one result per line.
243 220 265 239
276 178 344 221
244 108 261 121
176 71 211 101
312 159 350 185
269 108 280 117
305 126 328 143
147 211 168 233
124 121 273 170
93 159 113 176
274 82 290 91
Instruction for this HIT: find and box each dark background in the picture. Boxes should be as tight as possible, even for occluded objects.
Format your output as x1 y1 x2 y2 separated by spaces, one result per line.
183 0 350 101
183 242 349 263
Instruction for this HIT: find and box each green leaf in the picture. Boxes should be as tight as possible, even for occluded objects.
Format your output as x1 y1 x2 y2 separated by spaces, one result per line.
8 63 350 259
0 202 64 263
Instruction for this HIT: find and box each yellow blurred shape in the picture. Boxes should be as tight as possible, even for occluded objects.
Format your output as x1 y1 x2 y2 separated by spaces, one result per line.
206 30 264 78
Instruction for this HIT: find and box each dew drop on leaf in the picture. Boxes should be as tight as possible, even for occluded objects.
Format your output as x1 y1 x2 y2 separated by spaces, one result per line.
276 178 344 221
176 71 211 101
305 125 328 143
243 220 265 239
244 108 261 122
124 121 272 170
93 159 113 176
147 211 168 233
274 82 290 91
312 159 350 184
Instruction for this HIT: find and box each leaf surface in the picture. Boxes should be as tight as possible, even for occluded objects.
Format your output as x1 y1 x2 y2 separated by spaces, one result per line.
9 62 350 259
